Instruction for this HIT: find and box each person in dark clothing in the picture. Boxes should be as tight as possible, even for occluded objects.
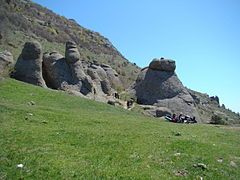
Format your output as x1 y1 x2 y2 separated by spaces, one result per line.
172 113 177 122
114 92 119 99
178 113 184 123
127 99 134 109
190 116 197 123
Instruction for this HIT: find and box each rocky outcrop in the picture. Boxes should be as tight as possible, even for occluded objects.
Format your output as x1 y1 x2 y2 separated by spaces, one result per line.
210 96 219 105
11 40 123 105
42 41 94 96
129 58 201 121
188 89 239 124
12 41 46 87
42 41 122 100
0 50 13 76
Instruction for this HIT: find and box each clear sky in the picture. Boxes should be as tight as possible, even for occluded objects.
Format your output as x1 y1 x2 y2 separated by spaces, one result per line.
33 0 240 113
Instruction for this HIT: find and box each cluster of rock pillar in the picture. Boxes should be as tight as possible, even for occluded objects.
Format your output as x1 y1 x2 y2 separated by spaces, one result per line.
12 41 122 100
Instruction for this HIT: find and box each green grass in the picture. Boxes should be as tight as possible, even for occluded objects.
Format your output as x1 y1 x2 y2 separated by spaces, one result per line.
0 79 240 179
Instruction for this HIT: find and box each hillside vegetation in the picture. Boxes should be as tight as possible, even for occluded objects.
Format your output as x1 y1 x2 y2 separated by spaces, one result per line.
188 89 240 125
0 78 239 179
0 0 140 88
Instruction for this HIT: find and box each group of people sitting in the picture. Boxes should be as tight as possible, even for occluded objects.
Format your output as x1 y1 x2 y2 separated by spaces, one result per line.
165 113 197 124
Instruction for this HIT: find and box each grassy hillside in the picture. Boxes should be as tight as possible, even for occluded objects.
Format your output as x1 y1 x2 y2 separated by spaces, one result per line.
0 0 140 88
0 78 239 179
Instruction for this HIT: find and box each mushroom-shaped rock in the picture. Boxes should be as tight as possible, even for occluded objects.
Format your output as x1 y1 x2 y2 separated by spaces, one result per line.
13 41 46 87
149 58 176 72
0 51 13 76
129 58 201 122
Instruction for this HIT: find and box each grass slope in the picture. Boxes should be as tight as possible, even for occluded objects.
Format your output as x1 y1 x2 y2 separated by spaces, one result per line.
0 79 240 179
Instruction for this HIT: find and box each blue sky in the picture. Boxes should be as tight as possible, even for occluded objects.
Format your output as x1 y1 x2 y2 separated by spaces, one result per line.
33 0 240 113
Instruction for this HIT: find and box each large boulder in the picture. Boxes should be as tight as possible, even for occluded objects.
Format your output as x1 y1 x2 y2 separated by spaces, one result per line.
12 41 46 87
0 51 13 76
43 52 71 89
134 68 188 104
130 58 201 122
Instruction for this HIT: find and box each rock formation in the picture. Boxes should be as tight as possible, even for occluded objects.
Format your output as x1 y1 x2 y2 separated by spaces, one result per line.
42 51 71 89
210 96 220 105
0 50 13 76
64 41 94 95
101 64 123 91
86 63 112 96
12 41 46 87
129 58 201 121
42 41 122 101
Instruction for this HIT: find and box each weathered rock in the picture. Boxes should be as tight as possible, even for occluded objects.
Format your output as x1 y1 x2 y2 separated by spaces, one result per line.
193 163 207 170
65 41 80 64
155 97 199 120
230 161 238 168
107 100 116 106
13 41 46 87
107 99 122 106
210 96 219 104
156 107 172 117
138 105 172 117
65 41 93 95
0 51 14 76
134 68 188 104
42 42 119 99
43 52 71 89
149 58 176 72
130 58 201 121
87 63 112 95
101 80 112 95
101 64 123 90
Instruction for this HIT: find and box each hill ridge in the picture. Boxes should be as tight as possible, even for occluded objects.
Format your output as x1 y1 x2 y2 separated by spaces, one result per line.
0 0 140 88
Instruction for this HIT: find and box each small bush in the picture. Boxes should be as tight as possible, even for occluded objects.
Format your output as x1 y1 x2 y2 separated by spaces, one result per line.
210 115 226 125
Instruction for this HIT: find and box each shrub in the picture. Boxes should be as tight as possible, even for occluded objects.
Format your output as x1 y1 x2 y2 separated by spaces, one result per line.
210 115 226 125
